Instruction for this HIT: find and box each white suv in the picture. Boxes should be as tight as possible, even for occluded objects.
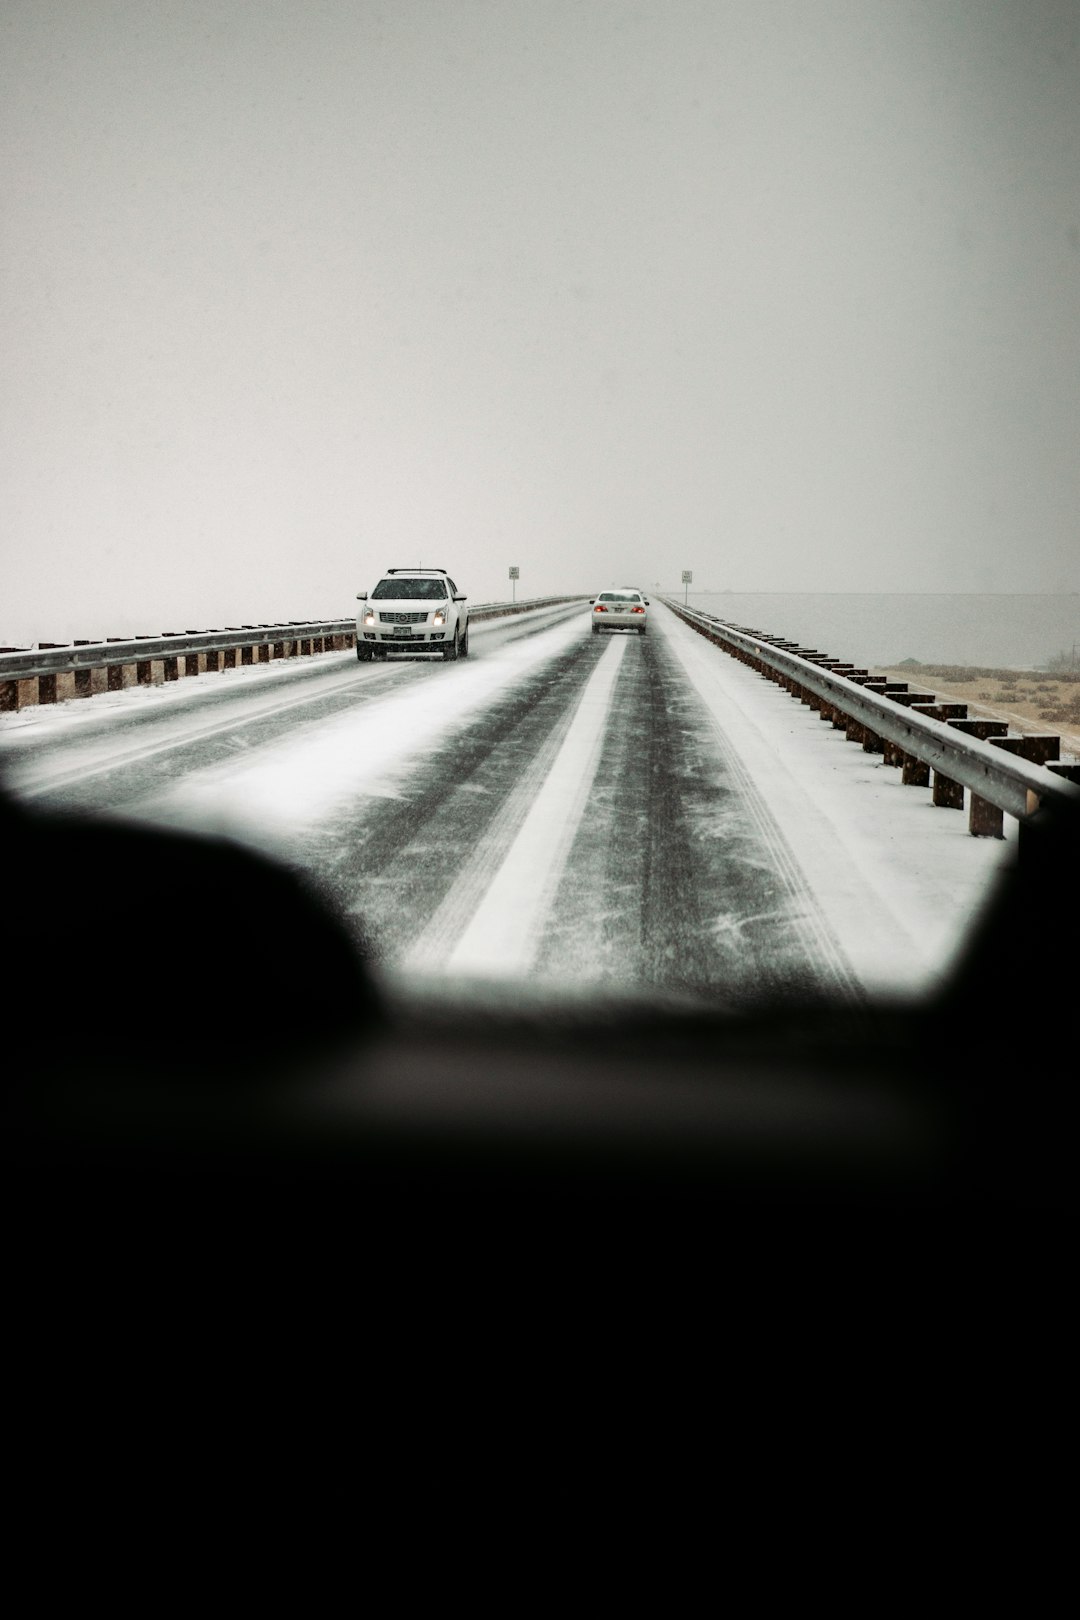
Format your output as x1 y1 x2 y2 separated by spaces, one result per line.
356 569 470 661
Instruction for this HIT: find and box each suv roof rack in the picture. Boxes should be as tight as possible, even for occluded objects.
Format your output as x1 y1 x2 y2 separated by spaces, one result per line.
386 566 447 575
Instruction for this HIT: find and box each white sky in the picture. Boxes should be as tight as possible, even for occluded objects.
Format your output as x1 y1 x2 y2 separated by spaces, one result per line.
3 0 1079 643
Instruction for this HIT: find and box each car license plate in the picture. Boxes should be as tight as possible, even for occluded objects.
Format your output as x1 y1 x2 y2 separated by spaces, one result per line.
396 628 414 637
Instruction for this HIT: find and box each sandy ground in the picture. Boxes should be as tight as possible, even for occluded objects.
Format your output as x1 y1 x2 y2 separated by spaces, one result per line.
870 666 1080 763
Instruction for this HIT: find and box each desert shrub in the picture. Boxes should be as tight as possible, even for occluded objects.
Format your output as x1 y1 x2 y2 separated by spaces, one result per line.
1040 698 1080 724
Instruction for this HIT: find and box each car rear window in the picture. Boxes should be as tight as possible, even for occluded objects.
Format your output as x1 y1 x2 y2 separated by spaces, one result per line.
372 578 448 600
599 592 640 602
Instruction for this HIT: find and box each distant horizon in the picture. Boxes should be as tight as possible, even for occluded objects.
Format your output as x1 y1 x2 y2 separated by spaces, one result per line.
3 585 1077 654
682 588 1080 598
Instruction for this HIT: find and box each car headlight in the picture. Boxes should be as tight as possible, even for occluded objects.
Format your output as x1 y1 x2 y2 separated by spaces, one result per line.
432 609 447 626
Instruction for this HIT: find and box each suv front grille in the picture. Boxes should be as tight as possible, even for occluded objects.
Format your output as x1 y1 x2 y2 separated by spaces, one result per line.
380 611 428 624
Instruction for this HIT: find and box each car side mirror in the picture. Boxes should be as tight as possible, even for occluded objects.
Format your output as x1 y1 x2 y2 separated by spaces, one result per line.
453 594 467 601
644 598 650 605
356 592 368 601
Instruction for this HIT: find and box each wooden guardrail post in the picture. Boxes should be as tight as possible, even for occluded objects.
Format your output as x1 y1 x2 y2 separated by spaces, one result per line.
854 679 890 751
104 639 132 691
1 680 38 712
816 665 853 723
904 703 971 806
881 691 937 783
828 670 868 728
946 719 1009 834
990 735 1061 854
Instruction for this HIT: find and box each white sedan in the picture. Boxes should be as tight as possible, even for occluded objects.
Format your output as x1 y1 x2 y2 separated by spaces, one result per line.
591 590 649 635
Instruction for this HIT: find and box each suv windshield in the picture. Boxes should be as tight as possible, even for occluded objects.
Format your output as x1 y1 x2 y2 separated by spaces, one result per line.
372 578 447 600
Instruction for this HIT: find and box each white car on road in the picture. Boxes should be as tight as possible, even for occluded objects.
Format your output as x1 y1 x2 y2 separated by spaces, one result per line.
591 589 649 636
357 568 470 661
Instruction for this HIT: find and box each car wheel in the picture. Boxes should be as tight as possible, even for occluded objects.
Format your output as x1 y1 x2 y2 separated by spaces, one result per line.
373 647 387 661
638 627 646 636
459 622 469 657
356 645 373 662
443 627 460 661
592 624 601 634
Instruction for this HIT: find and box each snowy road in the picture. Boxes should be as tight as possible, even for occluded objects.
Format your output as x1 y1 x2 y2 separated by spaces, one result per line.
0 600 1016 1003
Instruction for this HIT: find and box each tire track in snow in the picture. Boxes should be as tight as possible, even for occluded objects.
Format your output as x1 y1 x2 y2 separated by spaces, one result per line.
430 636 628 977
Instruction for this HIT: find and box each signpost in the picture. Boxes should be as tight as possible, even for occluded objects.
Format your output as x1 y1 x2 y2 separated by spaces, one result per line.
509 565 520 603
681 569 692 605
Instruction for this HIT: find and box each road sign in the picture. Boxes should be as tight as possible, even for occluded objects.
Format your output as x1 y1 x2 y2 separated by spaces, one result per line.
681 569 692 604
509 567 520 579
509 565 519 602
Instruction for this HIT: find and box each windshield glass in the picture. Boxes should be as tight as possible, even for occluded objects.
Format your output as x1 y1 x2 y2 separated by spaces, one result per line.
371 578 447 600
1 5 1076 1026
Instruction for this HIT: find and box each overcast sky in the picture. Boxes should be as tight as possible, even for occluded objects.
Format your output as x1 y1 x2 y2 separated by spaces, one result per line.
3 0 1078 643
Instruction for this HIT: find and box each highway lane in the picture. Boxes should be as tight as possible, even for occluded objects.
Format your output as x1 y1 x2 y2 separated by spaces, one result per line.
2 599 1011 1002
0 602 583 812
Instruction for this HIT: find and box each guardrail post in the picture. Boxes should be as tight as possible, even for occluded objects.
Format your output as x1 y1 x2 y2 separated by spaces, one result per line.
901 751 930 787
857 680 889 752
906 703 970 807
988 735 1062 850
881 691 937 783
874 686 910 765
1 678 39 710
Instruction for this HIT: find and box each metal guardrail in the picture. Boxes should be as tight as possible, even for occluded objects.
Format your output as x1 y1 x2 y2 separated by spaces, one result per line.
0 621 356 681
661 598 1080 829
0 597 588 711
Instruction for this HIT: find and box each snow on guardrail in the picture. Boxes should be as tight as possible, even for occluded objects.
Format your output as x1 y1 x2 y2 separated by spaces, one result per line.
661 597 1080 839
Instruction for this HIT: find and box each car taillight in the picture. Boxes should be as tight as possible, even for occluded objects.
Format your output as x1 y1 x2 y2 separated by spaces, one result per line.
593 604 607 612
631 606 645 613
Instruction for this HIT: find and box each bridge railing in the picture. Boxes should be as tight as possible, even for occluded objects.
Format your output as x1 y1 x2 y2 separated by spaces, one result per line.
661 597 1080 836
0 597 587 711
